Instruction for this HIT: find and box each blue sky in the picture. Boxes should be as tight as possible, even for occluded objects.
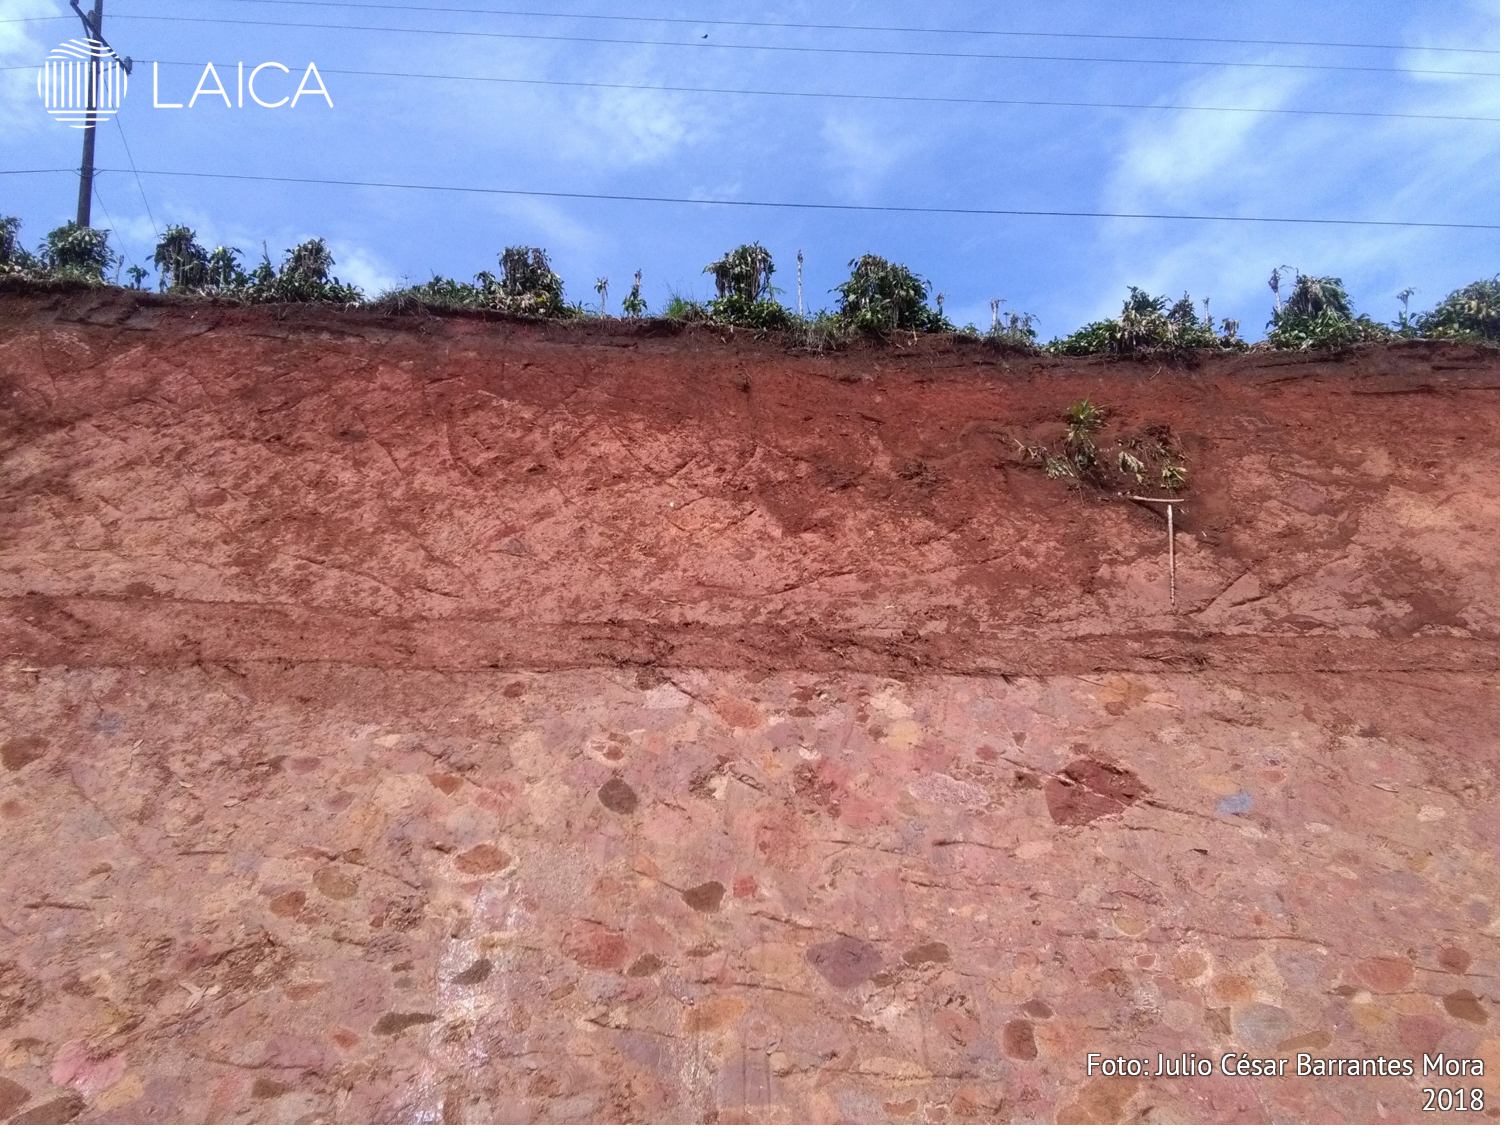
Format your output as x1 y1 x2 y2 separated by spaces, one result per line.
2 0 1499 336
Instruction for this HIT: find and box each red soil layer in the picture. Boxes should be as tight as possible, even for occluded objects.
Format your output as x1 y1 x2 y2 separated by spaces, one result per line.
0 292 1497 673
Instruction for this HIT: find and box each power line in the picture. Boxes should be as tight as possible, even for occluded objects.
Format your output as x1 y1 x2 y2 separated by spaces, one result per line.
14 13 1497 77
3 61 1494 121
115 115 159 238
3 58 1496 122
90 179 130 276
12 5 1499 58
116 60 1497 123
206 0 1502 57
2 167 1496 230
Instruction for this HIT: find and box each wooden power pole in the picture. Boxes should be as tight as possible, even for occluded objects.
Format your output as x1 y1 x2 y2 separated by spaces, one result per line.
69 0 130 229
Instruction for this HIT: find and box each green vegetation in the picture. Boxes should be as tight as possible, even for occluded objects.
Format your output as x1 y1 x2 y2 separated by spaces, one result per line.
1048 287 1233 356
1022 399 1189 493
705 243 773 302
1263 268 1392 350
1415 277 1499 343
384 245 565 314
36 222 116 281
153 225 208 291
703 243 790 329
0 212 1498 350
144 227 360 303
834 254 950 334
661 293 708 322
492 246 567 316
983 307 1039 350
0 216 37 271
621 270 647 317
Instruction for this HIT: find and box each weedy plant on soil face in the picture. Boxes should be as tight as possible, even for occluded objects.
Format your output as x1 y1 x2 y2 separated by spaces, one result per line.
1022 399 1189 494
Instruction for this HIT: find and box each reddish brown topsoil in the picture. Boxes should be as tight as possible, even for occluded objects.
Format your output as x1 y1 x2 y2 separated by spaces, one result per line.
0 289 1497 1123
0 290 1497 673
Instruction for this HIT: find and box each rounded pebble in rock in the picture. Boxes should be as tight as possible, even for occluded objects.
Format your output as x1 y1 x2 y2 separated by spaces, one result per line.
598 778 639 814
805 937 884 989
681 881 725 913
454 844 512 876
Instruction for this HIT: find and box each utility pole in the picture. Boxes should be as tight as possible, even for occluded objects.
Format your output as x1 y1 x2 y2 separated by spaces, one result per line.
68 0 131 228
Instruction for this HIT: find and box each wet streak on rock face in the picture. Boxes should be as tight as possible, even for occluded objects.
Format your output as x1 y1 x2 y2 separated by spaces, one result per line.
598 777 639 814
1044 758 1149 826
806 937 884 988
681 881 726 913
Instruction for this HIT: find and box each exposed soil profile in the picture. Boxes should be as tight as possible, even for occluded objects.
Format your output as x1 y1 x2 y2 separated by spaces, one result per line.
0 290 1498 1123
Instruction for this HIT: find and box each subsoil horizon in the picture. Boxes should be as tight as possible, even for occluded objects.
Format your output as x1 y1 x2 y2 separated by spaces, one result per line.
0 286 1498 1124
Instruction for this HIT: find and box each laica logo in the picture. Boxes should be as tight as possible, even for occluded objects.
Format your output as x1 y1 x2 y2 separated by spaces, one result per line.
38 38 332 124
152 61 333 110
36 38 128 128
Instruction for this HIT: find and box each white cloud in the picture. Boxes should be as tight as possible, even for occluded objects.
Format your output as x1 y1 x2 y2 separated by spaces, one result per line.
818 112 915 199
1059 52 1500 336
329 240 397 295
366 37 709 175
0 0 60 58
561 84 705 168
481 195 597 260
1107 67 1308 210
0 0 65 134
